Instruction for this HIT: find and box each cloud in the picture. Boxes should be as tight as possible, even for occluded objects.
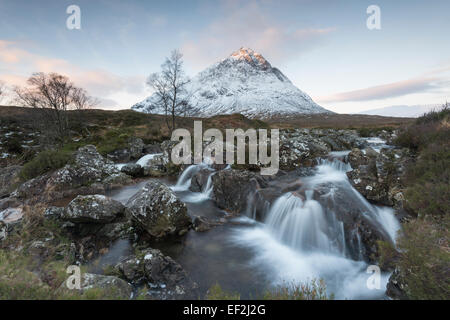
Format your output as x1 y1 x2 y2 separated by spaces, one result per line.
0 40 147 109
181 0 335 70
317 77 443 103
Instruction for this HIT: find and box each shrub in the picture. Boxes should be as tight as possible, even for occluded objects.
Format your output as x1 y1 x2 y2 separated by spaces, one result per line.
20 150 72 181
393 217 449 300
206 279 333 300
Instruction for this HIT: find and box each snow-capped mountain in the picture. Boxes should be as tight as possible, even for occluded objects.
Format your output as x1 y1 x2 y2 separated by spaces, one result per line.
132 47 332 119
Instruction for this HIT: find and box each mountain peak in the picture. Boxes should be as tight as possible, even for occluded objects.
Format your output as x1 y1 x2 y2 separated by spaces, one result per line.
132 48 332 119
229 47 271 69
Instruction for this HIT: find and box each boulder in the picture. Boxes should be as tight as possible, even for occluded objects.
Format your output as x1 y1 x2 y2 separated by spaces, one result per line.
279 129 330 170
63 195 125 223
125 181 191 239
347 147 412 207
115 248 198 299
102 172 133 190
120 164 143 177
211 169 267 213
47 145 119 192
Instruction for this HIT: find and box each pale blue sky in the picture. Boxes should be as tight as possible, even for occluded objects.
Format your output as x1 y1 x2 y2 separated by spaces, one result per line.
0 0 449 113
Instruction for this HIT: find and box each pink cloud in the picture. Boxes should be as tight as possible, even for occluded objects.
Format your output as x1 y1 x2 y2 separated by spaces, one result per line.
181 0 336 71
0 40 147 108
317 77 442 103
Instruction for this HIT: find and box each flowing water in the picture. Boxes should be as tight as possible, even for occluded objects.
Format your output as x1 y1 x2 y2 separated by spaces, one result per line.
106 145 400 299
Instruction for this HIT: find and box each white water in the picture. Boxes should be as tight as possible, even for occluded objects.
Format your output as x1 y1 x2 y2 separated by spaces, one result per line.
231 157 401 299
136 153 163 167
171 162 215 202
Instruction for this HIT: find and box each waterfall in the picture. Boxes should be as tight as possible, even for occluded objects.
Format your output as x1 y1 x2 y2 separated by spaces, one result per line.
231 156 401 299
171 164 207 192
265 193 339 254
135 153 163 167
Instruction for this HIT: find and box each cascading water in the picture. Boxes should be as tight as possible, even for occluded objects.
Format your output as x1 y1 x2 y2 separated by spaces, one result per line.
231 155 401 299
171 164 207 192
171 161 215 202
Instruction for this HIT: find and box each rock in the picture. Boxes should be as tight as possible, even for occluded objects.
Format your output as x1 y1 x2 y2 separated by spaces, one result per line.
115 248 198 299
47 145 119 192
348 148 370 168
107 137 145 163
189 168 213 193
314 183 393 262
120 164 143 177
80 273 132 299
143 143 162 154
0 165 22 198
347 147 412 207
0 197 21 211
102 172 133 190
192 216 226 232
365 146 379 158
44 206 65 220
279 129 330 170
125 181 191 239
211 169 267 213
127 137 145 159
63 195 125 223
386 267 409 300
16 173 52 200
139 154 166 177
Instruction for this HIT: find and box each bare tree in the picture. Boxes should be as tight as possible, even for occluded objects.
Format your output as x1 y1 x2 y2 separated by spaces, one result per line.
146 49 192 131
0 80 6 104
14 72 96 146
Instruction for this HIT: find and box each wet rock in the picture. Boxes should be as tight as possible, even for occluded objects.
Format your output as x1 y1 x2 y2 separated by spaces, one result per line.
347 147 413 208
365 146 379 158
115 248 198 299
125 180 191 239
121 164 143 177
386 267 409 300
314 184 392 262
0 165 22 198
143 144 162 154
193 216 226 232
140 154 166 177
63 195 125 223
189 168 213 193
348 148 371 168
211 169 267 213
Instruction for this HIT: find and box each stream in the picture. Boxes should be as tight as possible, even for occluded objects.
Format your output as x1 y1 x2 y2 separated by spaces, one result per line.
105 138 400 300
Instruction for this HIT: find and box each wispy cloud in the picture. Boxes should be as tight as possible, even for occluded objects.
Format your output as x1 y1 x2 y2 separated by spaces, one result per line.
317 77 443 103
182 0 336 70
